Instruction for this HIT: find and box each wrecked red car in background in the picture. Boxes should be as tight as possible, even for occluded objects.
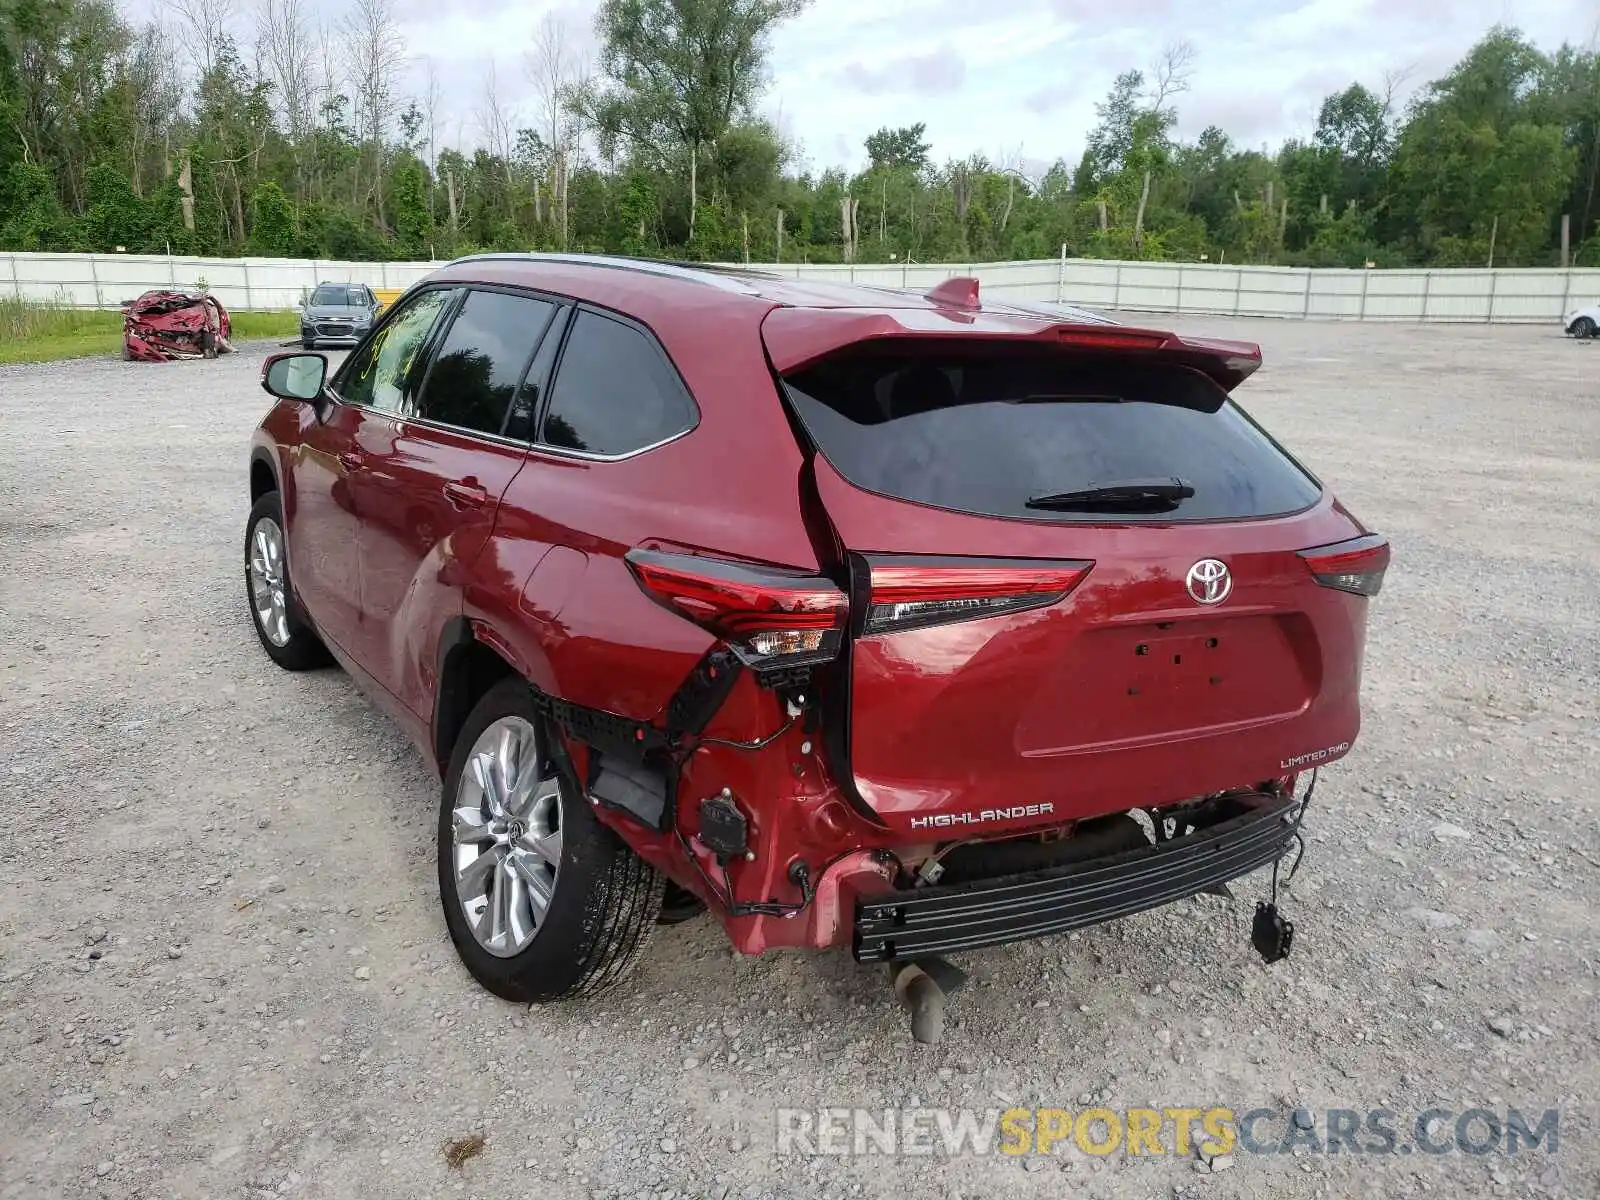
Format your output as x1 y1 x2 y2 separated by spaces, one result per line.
122 290 233 361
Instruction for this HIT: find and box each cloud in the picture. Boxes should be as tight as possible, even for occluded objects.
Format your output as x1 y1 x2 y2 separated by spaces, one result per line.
836 45 968 96
1049 0 1175 23
1025 82 1085 115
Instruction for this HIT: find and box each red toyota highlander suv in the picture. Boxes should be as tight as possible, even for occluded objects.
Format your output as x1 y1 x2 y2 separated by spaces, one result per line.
247 254 1388 1034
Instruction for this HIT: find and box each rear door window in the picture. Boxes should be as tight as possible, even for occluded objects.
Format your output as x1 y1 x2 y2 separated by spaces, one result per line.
410 289 559 436
539 309 697 456
782 346 1321 522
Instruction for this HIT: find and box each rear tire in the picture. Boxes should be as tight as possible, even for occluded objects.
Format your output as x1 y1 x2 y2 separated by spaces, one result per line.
437 678 664 1003
1572 317 1596 339
244 492 332 671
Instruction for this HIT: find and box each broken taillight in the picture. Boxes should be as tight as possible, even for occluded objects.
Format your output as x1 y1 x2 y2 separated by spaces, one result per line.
1298 534 1391 597
624 548 848 672
863 556 1093 636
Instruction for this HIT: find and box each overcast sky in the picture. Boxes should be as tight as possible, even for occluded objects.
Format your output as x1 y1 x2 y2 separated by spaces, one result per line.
139 0 1598 175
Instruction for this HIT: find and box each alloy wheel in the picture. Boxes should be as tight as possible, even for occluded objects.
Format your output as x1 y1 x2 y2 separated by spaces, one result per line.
450 716 564 957
248 517 291 647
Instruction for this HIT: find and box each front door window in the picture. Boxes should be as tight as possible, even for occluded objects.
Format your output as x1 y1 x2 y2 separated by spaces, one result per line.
335 289 454 414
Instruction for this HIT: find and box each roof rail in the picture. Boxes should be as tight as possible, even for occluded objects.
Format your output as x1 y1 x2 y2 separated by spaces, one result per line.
443 251 764 294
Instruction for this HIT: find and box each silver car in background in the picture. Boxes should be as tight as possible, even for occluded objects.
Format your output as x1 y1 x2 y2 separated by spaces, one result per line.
299 283 381 349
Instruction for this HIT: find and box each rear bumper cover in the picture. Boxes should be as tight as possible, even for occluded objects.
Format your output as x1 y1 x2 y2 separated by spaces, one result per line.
853 791 1300 962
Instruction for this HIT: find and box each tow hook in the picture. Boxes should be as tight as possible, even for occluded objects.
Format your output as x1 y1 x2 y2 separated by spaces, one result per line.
890 956 967 1045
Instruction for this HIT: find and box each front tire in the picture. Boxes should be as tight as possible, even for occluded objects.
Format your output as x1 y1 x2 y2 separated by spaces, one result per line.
438 679 664 1003
244 492 331 670
1571 316 1596 339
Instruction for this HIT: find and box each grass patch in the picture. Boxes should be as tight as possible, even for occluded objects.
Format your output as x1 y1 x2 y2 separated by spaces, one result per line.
232 310 303 342
0 297 300 365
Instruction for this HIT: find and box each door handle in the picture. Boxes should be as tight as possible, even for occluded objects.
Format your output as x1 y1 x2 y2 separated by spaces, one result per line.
443 480 489 509
337 451 361 472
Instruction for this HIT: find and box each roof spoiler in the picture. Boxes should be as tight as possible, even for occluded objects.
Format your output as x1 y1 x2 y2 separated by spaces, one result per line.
905 276 1260 388
1048 327 1263 389
763 305 1264 391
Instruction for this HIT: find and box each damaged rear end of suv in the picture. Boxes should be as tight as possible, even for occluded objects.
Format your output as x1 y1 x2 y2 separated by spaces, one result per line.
627 289 1388 1038
246 257 1389 1041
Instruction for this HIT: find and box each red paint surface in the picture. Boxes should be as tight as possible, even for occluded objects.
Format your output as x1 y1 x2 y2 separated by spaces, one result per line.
124 290 232 361
251 258 1383 955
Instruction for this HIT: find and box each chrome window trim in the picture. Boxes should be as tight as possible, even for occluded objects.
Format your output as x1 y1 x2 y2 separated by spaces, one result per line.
319 388 546 455
525 424 695 463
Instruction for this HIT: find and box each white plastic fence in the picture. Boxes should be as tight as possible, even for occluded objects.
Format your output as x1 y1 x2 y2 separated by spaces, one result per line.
755 257 1600 323
1 252 442 314
5 249 1598 324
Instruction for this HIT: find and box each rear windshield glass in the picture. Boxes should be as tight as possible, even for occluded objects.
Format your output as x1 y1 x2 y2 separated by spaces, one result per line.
782 346 1321 522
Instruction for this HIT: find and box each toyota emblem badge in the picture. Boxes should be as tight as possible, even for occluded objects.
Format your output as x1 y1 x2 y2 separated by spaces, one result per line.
1186 559 1232 605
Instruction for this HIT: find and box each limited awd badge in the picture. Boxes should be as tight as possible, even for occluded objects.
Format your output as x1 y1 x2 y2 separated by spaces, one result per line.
1186 558 1232 605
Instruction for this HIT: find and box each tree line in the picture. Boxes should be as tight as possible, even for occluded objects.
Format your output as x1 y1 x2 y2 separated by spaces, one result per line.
2 0 1597 270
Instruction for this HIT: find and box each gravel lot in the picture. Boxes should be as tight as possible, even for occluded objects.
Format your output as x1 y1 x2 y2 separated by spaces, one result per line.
1 319 1596 1200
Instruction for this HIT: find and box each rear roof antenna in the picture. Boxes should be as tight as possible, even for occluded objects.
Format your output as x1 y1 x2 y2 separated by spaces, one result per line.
925 276 980 309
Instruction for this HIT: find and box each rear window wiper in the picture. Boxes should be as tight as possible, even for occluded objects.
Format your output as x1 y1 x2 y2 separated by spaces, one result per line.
1026 476 1196 512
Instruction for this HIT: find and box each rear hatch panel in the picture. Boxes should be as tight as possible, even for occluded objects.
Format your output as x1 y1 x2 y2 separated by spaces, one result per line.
771 323 1375 837
829 466 1368 833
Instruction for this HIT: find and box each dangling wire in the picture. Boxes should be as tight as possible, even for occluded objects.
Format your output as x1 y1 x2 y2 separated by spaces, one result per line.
1286 831 1309 882
690 714 797 753
1280 768 1318 888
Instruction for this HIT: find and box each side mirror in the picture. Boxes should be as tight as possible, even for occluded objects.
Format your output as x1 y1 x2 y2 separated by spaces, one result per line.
261 352 327 402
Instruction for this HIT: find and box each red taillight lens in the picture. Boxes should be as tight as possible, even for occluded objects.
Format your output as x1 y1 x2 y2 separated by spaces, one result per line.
625 548 848 671
864 556 1093 636
1299 534 1390 597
